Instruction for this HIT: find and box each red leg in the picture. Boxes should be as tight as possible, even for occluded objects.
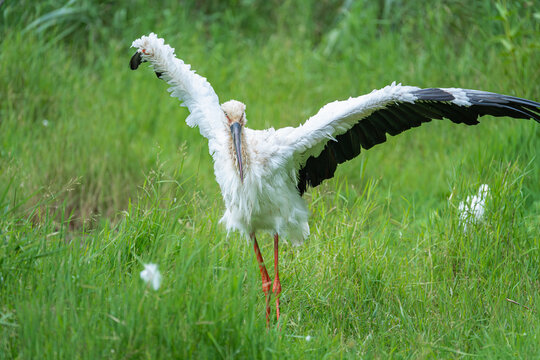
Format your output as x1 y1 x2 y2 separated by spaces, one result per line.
251 233 272 325
273 234 282 323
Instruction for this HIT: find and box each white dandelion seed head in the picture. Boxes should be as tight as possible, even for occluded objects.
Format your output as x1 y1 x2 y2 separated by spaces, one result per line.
305 335 312 341
140 263 162 290
42 119 49 127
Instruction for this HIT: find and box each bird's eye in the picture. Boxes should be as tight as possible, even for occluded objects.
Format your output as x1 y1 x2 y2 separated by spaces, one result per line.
224 112 228 117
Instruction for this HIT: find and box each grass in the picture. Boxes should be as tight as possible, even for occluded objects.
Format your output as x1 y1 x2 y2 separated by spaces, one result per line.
1 1 539 358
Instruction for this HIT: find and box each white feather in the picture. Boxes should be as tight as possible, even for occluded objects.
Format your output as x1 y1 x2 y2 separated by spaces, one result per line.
131 33 226 155
140 263 162 290
444 88 472 106
458 184 490 231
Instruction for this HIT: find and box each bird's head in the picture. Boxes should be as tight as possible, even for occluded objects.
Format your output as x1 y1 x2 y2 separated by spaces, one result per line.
221 100 247 183
221 100 247 126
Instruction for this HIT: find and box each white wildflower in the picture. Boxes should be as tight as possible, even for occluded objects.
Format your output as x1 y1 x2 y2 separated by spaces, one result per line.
305 335 312 341
140 263 162 290
458 184 490 231
42 119 49 127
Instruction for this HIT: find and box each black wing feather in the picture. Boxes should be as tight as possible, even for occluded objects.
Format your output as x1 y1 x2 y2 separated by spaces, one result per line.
297 88 540 195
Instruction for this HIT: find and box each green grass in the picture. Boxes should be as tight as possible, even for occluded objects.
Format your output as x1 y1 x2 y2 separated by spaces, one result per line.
1 1 539 358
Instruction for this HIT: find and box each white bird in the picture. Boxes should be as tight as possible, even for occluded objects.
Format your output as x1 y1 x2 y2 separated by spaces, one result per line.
130 33 540 324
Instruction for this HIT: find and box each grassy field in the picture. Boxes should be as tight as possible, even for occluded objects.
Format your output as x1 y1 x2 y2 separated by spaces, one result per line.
1 1 539 358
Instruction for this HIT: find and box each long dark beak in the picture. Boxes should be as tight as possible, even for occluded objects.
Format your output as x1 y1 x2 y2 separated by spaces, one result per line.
230 122 244 183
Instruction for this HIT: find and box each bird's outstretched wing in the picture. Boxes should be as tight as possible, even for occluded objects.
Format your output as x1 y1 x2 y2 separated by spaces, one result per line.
131 33 225 152
278 82 540 194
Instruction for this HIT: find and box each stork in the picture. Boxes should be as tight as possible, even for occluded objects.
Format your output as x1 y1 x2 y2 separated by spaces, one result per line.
130 33 540 325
